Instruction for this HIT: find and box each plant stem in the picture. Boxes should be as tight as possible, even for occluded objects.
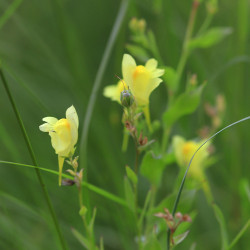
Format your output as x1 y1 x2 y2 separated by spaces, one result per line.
162 0 199 156
0 68 68 250
175 0 199 92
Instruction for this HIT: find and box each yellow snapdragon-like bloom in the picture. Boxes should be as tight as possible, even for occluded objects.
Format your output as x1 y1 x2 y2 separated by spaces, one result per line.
39 105 79 186
173 136 209 180
103 80 128 103
122 54 164 106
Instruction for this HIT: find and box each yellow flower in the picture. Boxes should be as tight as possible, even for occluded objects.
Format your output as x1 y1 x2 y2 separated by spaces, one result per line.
103 80 128 103
39 105 79 186
173 136 210 180
122 54 164 106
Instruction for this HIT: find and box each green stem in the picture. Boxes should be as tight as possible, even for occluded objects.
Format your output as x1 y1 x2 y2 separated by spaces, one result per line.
0 68 68 249
122 127 129 152
143 105 152 132
163 0 199 157
161 127 170 154
174 0 199 92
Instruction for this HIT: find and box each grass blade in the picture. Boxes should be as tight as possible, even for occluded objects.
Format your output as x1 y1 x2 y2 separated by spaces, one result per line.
228 220 250 249
79 0 130 169
0 160 128 208
0 68 68 250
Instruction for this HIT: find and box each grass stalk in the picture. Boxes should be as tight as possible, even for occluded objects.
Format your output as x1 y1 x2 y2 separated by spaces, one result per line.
0 68 68 250
78 0 130 220
0 160 128 208
79 0 130 171
167 116 250 249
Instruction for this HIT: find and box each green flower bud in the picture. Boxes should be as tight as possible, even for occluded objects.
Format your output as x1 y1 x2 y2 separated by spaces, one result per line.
120 89 135 108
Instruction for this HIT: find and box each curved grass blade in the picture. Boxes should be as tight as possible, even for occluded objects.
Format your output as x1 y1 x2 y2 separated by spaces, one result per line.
167 116 250 249
0 68 68 250
228 219 250 249
0 160 128 208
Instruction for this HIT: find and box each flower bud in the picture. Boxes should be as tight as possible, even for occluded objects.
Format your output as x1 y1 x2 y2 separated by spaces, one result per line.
120 89 135 108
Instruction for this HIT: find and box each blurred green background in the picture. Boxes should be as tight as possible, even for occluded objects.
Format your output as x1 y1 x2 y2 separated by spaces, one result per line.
0 0 249 249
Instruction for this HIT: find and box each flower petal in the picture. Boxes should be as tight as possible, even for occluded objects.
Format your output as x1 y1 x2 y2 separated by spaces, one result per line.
147 78 163 97
151 68 165 78
122 54 136 88
66 105 79 129
42 117 58 125
145 59 158 71
103 85 119 102
39 123 53 132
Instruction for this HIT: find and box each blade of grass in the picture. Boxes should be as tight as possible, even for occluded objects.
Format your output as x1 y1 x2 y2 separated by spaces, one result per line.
78 0 130 220
0 0 22 30
0 68 68 250
228 219 250 249
79 0 130 170
0 160 128 208
167 116 250 250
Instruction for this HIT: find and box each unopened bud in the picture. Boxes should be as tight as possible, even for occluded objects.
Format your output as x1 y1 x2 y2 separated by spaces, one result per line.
129 17 146 34
120 89 135 108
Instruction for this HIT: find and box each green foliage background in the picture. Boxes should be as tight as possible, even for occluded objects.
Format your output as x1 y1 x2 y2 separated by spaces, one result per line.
0 0 249 249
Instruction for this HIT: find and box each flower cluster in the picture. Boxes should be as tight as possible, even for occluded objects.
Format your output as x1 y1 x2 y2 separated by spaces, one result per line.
104 54 164 107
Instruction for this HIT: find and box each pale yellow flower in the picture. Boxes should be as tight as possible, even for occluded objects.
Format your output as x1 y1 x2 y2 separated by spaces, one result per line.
39 105 79 186
103 80 128 103
173 135 213 202
173 136 209 180
122 54 164 106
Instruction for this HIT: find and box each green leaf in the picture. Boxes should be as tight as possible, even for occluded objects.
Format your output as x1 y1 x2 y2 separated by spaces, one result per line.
140 151 166 186
188 27 233 50
71 227 90 249
162 66 177 91
124 177 135 212
126 165 138 185
163 83 205 127
212 204 228 249
173 230 190 246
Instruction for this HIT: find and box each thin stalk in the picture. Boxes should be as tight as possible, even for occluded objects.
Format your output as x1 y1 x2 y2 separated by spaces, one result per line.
162 0 199 156
78 0 130 220
228 220 250 249
0 160 128 208
0 68 68 250
174 0 199 92
167 116 250 250
79 0 130 170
